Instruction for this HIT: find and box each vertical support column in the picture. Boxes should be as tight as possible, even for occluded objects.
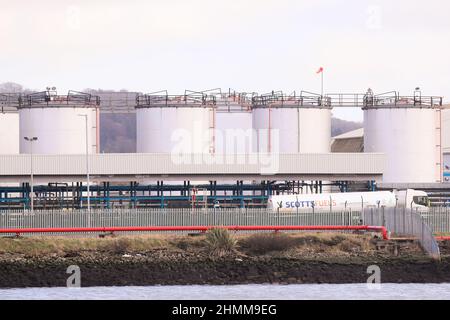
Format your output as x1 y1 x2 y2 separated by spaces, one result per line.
101 182 110 209
102 182 106 208
79 182 84 209
129 181 136 209
156 181 160 197
239 180 244 208
22 183 30 209
209 181 213 204
106 182 111 209
160 181 164 208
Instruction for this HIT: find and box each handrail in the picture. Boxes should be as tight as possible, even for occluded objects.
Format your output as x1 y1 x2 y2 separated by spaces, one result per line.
374 91 398 97
18 90 100 108
135 89 443 109
300 90 321 97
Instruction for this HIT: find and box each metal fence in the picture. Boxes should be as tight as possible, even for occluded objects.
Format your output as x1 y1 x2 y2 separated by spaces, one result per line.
421 207 450 235
0 208 365 233
0 207 443 258
362 207 441 259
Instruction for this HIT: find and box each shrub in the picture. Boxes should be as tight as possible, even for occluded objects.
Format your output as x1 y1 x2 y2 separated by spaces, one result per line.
337 237 370 252
102 238 132 254
323 235 346 246
240 233 298 254
204 228 237 256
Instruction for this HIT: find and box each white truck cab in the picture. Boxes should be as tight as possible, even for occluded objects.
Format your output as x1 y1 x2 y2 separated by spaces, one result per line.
393 189 430 210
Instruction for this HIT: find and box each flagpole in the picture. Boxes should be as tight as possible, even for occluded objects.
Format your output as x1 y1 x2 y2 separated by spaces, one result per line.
321 71 323 97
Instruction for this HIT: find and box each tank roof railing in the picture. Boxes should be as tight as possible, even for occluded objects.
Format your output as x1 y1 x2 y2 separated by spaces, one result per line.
0 93 23 112
361 92 443 109
325 93 368 108
0 94 11 113
186 88 222 96
92 91 139 113
251 90 331 108
0 94 7 109
136 89 257 108
307 92 443 108
136 89 444 109
136 91 216 108
210 90 255 107
18 90 100 108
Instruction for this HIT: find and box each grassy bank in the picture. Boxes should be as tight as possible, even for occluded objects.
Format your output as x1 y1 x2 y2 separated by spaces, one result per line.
0 232 402 258
0 231 427 262
1 231 448 287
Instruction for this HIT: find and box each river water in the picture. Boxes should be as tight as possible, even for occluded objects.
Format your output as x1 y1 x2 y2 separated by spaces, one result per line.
1 283 450 300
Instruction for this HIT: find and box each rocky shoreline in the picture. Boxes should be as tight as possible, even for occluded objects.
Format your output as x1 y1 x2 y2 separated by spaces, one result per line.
0 233 449 288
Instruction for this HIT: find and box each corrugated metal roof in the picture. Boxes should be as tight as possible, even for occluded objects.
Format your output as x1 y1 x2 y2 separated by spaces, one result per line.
331 137 364 153
332 128 364 140
0 153 385 182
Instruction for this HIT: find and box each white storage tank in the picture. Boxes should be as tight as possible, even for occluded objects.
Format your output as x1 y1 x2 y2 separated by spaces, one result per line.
136 93 215 196
0 112 19 154
363 95 441 183
252 94 332 194
252 102 331 153
136 97 214 154
212 97 254 196
443 109 450 160
19 91 99 154
214 100 253 154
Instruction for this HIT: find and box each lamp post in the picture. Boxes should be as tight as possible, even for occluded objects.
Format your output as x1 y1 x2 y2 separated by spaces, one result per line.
78 114 90 213
24 136 38 212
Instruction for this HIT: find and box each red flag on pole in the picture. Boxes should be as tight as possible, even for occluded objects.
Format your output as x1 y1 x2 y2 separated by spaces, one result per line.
316 67 324 74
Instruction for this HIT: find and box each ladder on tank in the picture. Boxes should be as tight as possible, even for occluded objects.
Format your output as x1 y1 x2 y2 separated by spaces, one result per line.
209 107 215 154
436 107 443 182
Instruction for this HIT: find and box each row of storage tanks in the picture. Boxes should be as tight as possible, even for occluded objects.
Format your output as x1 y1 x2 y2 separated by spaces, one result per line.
136 101 331 154
0 91 444 183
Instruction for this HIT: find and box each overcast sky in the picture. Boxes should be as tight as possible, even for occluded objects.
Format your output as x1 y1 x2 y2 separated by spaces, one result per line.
1 0 449 121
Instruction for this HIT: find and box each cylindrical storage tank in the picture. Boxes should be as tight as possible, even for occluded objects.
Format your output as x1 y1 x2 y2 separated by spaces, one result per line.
137 107 213 154
19 107 98 154
214 106 253 154
364 107 437 183
252 104 332 194
136 104 213 199
0 112 19 154
213 102 254 196
252 106 331 153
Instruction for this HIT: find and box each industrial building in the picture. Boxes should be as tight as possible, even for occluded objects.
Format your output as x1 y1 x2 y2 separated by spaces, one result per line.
331 128 363 153
0 88 448 209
